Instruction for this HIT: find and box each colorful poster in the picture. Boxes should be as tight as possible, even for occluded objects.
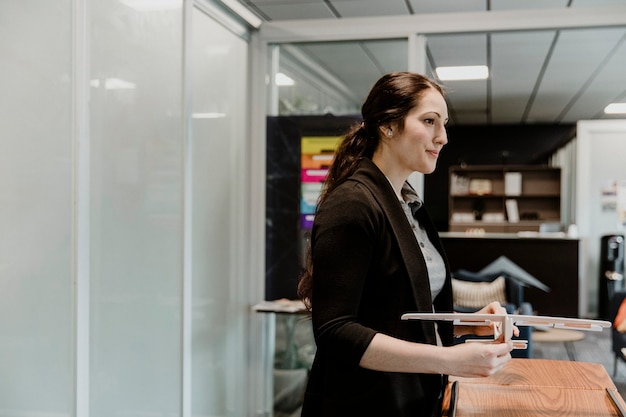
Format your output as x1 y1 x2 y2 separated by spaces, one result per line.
300 136 341 229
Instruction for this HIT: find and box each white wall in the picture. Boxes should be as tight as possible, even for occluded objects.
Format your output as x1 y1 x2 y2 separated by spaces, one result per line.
576 120 626 317
0 1 258 415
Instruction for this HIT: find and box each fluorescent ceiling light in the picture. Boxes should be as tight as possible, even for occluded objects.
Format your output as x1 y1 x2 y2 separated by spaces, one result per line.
275 73 295 86
120 0 181 11
218 0 263 28
604 103 626 114
192 112 227 119
436 65 489 81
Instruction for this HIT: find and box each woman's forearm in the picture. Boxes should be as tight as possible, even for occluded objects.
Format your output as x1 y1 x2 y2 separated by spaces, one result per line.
359 332 513 378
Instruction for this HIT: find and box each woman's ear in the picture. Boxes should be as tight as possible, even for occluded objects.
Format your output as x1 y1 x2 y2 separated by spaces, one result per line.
379 125 393 138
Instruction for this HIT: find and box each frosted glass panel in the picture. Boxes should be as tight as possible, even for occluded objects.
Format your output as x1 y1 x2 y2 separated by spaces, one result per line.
89 1 184 415
190 7 249 416
0 1 74 413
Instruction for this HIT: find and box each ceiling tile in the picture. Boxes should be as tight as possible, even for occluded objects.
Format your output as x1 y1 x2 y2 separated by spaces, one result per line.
490 30 556 124
572 0 626 7
407 0 485 14
491 0 568 11
360 39 408 74
560 30 626 121
251 2 337 20
527 27 626 122
427 33 488 67
329 0 409 17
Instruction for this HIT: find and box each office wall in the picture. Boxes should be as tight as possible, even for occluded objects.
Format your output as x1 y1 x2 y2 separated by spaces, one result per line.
0 1 253 415
577 120 626 317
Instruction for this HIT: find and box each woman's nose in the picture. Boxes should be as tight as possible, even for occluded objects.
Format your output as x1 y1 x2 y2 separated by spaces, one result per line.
435 126 448 145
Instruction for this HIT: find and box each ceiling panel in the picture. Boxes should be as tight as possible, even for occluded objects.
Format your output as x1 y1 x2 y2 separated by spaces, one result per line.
561 30 626 121
331 0 409 17
527 27 626 123
490 30 556 124
572 0 626 7
407 0 486 14
360 39 409 73
426 34 487 66
490 0 569 11
251 3 335 20
241 0 626 124
298 43 381 92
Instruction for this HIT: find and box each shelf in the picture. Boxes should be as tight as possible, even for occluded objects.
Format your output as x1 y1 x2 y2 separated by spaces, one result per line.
449 165 561 233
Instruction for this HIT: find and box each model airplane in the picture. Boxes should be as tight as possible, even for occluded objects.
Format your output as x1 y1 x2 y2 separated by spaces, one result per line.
401 313 611 349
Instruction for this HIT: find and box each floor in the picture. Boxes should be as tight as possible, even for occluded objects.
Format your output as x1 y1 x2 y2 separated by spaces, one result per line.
532 327 626 397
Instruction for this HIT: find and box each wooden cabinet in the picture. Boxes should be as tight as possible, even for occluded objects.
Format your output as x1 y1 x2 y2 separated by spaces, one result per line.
448 165 561 233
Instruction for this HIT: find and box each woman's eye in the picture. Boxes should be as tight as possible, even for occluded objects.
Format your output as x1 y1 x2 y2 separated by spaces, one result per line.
424 119 435 125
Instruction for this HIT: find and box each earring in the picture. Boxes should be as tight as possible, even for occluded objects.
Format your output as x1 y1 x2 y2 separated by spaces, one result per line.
387 129 393 137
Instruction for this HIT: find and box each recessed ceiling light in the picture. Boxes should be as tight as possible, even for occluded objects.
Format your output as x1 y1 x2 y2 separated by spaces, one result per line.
604 103 626 114
435 65 489 81
275 73 295 86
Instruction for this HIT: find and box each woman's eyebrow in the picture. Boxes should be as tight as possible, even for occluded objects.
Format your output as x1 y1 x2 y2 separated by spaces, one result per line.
428 111 448 120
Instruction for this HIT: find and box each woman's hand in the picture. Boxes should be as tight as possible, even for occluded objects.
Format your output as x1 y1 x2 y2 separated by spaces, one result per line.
454 301 520 339
443 340 513 378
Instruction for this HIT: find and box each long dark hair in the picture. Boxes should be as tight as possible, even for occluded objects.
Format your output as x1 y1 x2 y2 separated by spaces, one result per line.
297 72 445 309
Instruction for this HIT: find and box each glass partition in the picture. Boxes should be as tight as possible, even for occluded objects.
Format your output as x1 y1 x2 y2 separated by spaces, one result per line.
190 6 249 416
272 39 409 116
0 1 74 412
89 1 184 414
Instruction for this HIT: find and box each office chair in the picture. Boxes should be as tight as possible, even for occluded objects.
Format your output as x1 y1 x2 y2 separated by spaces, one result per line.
610 290 626 377
451 269 533 358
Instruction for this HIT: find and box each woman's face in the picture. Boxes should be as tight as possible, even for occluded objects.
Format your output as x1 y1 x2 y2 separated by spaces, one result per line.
387 88 449 175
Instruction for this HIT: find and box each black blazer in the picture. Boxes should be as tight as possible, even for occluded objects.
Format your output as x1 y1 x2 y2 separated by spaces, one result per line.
302 158 454 417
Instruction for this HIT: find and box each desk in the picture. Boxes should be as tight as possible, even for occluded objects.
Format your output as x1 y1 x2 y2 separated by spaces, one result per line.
442 359 626 416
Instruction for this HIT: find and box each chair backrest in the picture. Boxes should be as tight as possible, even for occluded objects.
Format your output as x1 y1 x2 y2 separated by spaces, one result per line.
452 269 524 313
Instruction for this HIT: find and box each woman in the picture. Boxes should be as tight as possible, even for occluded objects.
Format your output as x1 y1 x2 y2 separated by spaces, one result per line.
297 72 514 417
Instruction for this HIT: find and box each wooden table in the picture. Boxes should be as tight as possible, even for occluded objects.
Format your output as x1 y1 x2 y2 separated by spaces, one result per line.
441 359 626 416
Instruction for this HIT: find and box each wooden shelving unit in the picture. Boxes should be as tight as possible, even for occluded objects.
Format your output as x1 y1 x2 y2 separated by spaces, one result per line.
448 165 561 233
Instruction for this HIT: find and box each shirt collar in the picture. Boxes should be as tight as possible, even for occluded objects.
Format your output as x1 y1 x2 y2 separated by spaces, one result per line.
401 182 423 217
